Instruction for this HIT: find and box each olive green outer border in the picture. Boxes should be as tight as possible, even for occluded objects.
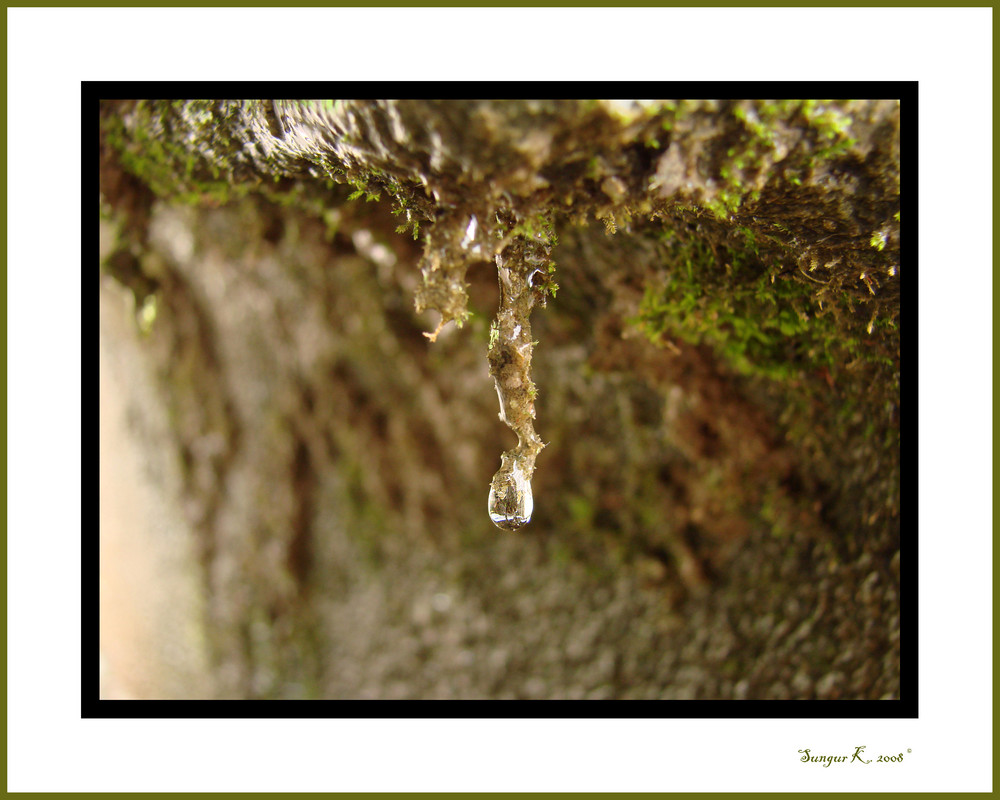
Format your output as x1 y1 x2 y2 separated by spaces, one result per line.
3 1 996 6
1 16 8 797
2 794 993 798
3 4 991 798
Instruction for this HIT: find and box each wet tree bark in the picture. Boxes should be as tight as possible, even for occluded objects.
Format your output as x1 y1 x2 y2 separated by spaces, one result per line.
99 99 901 700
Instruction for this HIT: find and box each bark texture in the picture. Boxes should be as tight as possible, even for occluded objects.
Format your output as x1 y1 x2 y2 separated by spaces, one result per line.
99 99 901 700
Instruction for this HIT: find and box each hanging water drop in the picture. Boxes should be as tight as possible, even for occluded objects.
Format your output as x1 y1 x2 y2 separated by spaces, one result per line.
488 452 534 530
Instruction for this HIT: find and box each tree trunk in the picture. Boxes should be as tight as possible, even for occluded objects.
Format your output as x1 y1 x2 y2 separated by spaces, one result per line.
99 99 901 700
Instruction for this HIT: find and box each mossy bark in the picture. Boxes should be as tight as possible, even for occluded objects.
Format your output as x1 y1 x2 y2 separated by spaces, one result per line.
99 99 900 700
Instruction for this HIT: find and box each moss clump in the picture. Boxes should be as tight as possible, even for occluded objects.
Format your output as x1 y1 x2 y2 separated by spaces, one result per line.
632 100 866 223
101 100 255 205
634 230 878 383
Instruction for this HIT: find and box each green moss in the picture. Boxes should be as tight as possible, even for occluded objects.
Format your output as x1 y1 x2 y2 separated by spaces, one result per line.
696 101 801 220
494 209 560 300
634 231 861 382
711 100 859 207
104 101 255 205
799 102 858 167
105 101 429 231
510 210 558 247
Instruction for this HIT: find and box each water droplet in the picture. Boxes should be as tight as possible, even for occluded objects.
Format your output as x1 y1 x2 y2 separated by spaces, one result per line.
488 454 533 531
460 214 478 249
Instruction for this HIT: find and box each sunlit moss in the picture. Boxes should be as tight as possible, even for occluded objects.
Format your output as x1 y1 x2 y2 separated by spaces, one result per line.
633 230 889 383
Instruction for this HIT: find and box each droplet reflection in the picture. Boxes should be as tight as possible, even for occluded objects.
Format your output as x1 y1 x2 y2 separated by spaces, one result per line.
488 454 533 530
